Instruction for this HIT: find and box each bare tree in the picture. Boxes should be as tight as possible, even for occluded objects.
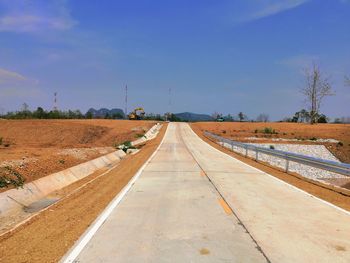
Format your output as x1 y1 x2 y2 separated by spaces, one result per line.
256 113 269 122
301 63 334 124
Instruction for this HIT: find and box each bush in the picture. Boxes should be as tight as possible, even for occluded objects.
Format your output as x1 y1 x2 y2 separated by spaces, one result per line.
338 141 344 147
269 145 275 150
0 137 2 145
262 127 277 134
0 166 25 189
135 133 145 138
310 137 317 141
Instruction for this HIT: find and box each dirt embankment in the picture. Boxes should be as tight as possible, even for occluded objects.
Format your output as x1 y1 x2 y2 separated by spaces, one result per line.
192 122 350 163
0 120 156 188
0 123 167 263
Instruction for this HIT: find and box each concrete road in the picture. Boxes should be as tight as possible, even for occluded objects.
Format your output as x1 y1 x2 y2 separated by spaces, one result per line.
63 123 350 262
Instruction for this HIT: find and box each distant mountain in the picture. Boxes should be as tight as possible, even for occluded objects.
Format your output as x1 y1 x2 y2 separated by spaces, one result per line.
86 108 125 118
174 112 213 122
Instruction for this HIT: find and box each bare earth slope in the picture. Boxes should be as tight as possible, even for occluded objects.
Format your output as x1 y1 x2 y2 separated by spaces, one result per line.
0 119 156 186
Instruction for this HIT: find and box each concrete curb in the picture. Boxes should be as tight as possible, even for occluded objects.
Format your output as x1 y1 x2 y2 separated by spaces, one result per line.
0 150 126 218
131 123 162 146
0 123 162 219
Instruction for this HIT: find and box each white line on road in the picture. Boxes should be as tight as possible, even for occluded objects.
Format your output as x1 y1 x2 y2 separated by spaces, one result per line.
60 126 168 263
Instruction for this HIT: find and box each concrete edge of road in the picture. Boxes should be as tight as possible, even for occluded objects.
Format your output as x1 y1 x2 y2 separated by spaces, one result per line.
60 124 169 263
187 125 350 217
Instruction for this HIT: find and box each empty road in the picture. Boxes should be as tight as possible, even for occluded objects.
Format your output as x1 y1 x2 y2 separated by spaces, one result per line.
63 123 350 262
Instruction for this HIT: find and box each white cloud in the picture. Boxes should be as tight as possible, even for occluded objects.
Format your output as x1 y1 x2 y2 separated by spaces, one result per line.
242 0 310 22
0 0 77 33
0 68 27 83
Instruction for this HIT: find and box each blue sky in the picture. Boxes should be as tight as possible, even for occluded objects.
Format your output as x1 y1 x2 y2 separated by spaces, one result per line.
0 0 349 120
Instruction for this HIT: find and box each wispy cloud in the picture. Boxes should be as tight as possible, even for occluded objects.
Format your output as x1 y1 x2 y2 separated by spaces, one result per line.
0 68 27 83
0 67 41 101
0 67 38 85
240 0 310 23
0 0 77 33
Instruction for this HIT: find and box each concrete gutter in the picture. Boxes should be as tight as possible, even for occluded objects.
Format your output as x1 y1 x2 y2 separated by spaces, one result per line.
0 123 162 220
131 123 162 146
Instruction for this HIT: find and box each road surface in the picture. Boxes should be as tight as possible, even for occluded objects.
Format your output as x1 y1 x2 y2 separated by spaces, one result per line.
63 123 350 263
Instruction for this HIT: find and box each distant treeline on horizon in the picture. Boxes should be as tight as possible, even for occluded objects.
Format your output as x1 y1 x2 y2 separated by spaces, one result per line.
1 104 349 124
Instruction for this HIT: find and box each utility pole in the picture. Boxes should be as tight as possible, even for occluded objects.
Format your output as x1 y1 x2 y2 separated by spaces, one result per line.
125 85 128 119
53 92 58 111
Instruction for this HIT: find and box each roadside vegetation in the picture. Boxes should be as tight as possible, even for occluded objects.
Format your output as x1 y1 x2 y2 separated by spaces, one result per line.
0 166 25 189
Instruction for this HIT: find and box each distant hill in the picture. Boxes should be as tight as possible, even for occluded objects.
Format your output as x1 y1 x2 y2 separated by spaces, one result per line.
174 112 213 122
87 108 125 118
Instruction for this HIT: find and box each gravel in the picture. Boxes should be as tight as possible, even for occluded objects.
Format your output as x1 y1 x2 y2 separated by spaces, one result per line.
220 141 347 180
244 137 339 143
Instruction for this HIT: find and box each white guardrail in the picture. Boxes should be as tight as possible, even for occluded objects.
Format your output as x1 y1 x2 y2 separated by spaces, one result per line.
204 131 350 177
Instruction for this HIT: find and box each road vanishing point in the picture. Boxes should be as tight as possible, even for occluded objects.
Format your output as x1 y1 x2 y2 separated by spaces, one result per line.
62 123 350 263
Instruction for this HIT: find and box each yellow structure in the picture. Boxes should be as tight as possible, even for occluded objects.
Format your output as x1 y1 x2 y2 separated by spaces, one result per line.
128 107 145 120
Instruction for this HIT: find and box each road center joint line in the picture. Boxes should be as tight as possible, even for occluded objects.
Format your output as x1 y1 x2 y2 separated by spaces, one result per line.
63 123 268 263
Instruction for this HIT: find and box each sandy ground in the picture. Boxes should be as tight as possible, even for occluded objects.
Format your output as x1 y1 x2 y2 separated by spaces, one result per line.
0 124 167 263
0 119 156 189
190 124 350 212
192 122 350 163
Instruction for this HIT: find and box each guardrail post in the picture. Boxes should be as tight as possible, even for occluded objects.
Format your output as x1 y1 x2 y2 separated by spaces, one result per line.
285 159 289 173
245 146 248 157
231 142 233 151
256 149 259 161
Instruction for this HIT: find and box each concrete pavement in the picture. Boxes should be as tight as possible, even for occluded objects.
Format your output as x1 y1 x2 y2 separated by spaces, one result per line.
63 123 350 262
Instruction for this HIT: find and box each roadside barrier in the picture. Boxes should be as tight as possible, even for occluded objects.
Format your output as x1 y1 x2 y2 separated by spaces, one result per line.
204 131 350 177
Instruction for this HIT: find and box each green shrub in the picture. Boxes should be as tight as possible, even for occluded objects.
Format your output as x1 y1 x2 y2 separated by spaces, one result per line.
262 127 277 134
269 145 275 150
338 141 343 147
310 137 317 141
0 166 25 189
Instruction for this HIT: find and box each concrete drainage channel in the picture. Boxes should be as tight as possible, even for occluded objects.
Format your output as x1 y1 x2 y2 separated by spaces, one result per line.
0 123 162 235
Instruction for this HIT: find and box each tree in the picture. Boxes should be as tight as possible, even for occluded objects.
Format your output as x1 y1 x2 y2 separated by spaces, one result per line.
256 114 269 122
33 107 46 119
238 112 245 122
301 63 334 124
86 111 93 119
